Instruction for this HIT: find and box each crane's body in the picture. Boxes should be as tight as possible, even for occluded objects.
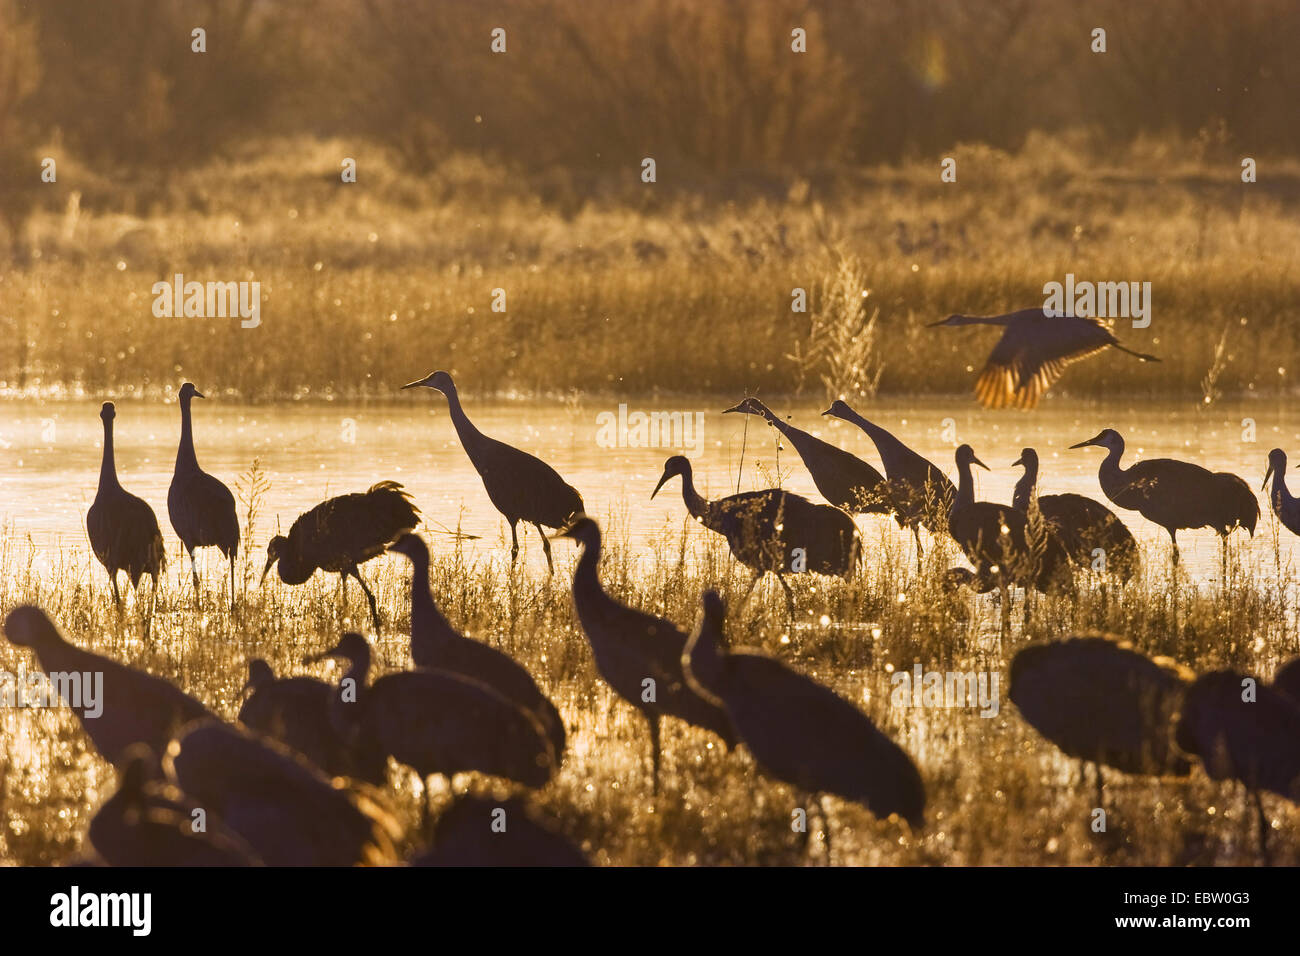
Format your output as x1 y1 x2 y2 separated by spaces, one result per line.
1263 448 1300 536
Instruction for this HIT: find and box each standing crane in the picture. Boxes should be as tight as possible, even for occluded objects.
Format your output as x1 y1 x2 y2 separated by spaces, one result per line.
1011 447 1139 581
402 370 584 571
652 455 859 618
723 397 894 517
1175 670 1300 853
684 590 925 835
165 719 403 866
948 445 1073 636
554 517 735 794
307 633 556 799
261 481 420 630
167 382 239 609
86 402 165 617
388 533 566 762
1262 448 1300 536
1070 429 1258 571
929 308 1160 409
3 606 215 766
822 400 954 566
237 659 384 783
1009 636 1191 806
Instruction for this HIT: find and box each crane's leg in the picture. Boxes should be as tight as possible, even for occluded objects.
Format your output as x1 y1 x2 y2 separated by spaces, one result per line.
912 524 924 574
535 522 554 574
1093 762 1105 809
1220 534 1229 584
229 553 236 613
188 547 201 608
1168 529 1180 569
1254 790 1270 860
740 569 764 604
778 574 796 621
818 793 834 863
998 581 1011 641
351 566 381 631
109 571 122 609
509 521 520 566
646 712 662 797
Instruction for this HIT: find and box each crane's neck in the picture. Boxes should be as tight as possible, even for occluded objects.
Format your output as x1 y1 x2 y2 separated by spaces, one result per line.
839 409 905 472
1096 442 1127 494
1011 461 1037 512
675 464 709 519
1269 465 1295 514
954 459 977 511
175 394 200 473
98 416 121 491
683 624 727 707
571 535 622 626
406 552 459 666
440 385 488 455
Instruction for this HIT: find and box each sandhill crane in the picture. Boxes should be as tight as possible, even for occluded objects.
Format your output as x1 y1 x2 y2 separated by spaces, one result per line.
684 591 925 833
1070 429 1258 571
86 402 165 617
2 606 215 766
929 308 1160 409
261 481 420 630
652 455 859 618
389 533 566 761
307 633 556 803
1274 658 1300 704
408 795 590 867
237 659 384 783
822 400 955 565
88 745 262 866
1010 636 1191 805
402 370 583 571
948 445 1073 636
165 719 402 865
168 382 239 609
1262 448 1300 536
723 397 893 517
1011 447 1139 581
554 517 735 794
1175 670 1300 852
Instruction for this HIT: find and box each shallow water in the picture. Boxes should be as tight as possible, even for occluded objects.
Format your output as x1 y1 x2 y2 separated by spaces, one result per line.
1 394 1297 582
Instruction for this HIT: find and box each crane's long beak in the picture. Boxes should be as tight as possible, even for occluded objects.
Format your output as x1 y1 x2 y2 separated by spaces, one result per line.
1262 463 1274 491
926 315 957 327
1011 455 1024 468
259 556 276 585
722 402 744 414
193 389 206 400
302 647 341 666
1068 437 1098 450
400 378 428 390
972 456 990 471
820 406 835 417
651 472 672 499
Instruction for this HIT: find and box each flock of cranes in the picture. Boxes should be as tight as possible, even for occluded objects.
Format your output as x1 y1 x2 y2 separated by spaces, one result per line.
11 330 1300 863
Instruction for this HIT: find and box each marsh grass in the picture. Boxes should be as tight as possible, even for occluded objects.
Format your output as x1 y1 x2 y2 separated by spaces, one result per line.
3 139 1299 403
1 506 1297 866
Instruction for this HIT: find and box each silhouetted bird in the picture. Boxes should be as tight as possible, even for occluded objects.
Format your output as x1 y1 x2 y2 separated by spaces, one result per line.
168 382 239 609
1071 429 1258 569
1010 636 1191 805
822 400 955 564
408 795 590 867
555 517 735 794
948 445 1072 635
930 308 1160 409
723 398 893 517
307 633 555 801
165 719 402 866
1262 448 1300 536
88 745 262 866
87 402 165 615
402 370 583 571
685 591 925 828
3 606 215 766
1176 670 1300 851
238 658 382 783
652 455 859 618
1273 658 1300 705
1011 447 1139 581
389 533 566 761
262 481 420 630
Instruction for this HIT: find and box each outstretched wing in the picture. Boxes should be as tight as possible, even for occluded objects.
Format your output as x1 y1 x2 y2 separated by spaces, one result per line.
975 312 1116 410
